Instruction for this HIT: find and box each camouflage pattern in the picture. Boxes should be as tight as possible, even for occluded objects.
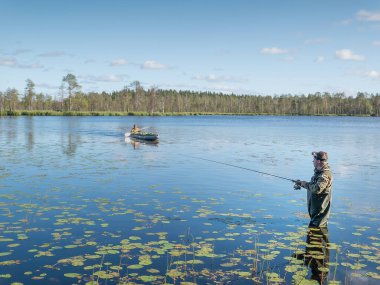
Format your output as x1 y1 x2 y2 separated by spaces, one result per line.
305 163 333 227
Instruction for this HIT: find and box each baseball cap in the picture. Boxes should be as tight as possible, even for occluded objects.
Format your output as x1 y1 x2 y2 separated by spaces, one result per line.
312 151 328 161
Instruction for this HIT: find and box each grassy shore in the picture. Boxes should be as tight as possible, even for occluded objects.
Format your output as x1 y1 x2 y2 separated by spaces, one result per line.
0 110 205 116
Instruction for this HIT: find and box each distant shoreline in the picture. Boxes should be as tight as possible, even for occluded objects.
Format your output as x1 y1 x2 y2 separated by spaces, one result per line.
0 110 376 117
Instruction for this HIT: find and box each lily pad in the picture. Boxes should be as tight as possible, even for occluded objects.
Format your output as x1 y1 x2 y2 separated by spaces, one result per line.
64 273 81 278
140 275 157 282
128 264 143 270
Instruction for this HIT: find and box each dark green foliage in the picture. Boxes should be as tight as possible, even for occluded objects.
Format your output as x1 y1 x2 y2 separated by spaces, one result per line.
1 81 379 116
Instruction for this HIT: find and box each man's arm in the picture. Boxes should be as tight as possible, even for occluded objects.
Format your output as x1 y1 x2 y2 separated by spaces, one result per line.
305 174 331 194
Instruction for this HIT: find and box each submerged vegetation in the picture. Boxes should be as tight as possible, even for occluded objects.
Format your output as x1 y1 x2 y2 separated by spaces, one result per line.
0 185 379 284
1 75 380 116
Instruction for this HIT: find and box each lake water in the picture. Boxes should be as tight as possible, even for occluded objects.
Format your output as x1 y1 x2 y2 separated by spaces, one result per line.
0 115 379 284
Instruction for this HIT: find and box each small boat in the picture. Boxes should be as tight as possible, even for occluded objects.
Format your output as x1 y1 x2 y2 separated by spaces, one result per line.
130 132 159 141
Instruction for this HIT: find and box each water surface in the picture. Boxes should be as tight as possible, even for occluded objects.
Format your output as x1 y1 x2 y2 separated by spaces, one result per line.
0 116 379 284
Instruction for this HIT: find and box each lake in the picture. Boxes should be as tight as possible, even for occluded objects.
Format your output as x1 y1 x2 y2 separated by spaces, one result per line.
0 115 379 284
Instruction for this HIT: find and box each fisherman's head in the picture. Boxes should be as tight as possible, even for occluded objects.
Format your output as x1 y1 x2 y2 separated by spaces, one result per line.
312 151 328 168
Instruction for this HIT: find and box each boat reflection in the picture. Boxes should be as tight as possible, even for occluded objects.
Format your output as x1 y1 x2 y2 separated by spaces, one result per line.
124 135 159 149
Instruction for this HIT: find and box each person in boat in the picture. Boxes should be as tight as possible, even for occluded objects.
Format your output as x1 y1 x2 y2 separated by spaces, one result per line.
131 124 141 134
295 151 333 227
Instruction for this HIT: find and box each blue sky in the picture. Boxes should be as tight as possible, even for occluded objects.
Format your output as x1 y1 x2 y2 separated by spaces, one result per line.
1 0 380 97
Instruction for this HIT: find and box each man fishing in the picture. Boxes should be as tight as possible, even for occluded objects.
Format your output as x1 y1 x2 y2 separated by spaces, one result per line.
295 151 333 227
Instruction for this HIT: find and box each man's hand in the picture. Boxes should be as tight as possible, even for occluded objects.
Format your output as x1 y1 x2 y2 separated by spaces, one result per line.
293 180 302 190
293 180 307 190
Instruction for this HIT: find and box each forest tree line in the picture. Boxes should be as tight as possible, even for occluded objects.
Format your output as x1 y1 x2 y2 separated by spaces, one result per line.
1 74 380 116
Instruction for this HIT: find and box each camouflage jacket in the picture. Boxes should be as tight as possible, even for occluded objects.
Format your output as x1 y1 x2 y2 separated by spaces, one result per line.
305 164 333 227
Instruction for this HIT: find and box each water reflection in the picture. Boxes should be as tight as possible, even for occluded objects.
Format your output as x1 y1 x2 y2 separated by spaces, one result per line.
62 133 81 156
4 116 18 144
0 116 379 285
61 118 82 157
294 226 330 284
25 117 34 151
124 136 159 149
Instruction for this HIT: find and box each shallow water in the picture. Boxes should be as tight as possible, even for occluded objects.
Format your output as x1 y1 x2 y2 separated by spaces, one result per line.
0 116 379 284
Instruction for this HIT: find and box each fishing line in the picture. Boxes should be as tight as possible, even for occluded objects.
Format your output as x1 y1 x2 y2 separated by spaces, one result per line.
185 155 297 183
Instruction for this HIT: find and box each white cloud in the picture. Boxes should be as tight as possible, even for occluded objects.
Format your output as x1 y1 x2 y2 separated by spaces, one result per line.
335 49 365 61
357 10 380 22
315 56 325 63
110 58 128 66
192 74 245 83
79 74 128 83
373 41 380 46
260 47 288 54
98 75 125 82
141 60 167 69
0 58 17 67
18 63 44 69
0 57 43 69
35 83 59 90
365 70 380 79
163 82 253 95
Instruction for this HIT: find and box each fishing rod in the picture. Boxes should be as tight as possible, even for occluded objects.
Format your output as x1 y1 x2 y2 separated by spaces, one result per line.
186 155 298 184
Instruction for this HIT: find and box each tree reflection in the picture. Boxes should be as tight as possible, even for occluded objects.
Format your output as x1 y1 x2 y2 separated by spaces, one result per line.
4 117 17 144
61 118 81 157
25 117 34 151
62 133 79 157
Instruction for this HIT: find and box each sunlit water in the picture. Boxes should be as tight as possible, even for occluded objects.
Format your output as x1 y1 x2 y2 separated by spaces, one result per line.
0 116 379 284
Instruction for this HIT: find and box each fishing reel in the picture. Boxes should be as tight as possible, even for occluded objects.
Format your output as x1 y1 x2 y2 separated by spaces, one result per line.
293 184 301 190
293 180 302 190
